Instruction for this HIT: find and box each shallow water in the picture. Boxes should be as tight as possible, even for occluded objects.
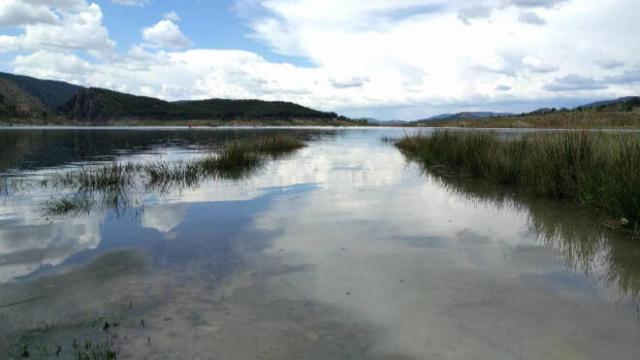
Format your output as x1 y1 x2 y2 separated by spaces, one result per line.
1 127 639 359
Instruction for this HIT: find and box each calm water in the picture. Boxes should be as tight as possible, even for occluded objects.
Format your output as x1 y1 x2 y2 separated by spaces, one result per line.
0 127 639 359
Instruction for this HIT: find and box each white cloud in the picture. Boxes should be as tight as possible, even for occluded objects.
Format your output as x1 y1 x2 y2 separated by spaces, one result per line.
545 74 608 92
604 69 640 85
0 0 115 54
163 11 181 22
142 19 193 50
458 5 492 25
3 0 640 119
13 50 92 84
0 0 58 26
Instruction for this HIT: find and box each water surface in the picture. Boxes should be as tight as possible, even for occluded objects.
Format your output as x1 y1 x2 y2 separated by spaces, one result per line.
1 127 639 359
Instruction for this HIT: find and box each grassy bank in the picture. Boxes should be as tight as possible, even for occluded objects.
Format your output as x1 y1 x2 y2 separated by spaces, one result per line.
396 131 640 227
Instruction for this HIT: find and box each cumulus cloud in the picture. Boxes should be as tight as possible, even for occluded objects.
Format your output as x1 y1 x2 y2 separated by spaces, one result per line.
0 0 58 26
2 0 639 119
0 0 115 54
142 18 192 50
604 69 640 85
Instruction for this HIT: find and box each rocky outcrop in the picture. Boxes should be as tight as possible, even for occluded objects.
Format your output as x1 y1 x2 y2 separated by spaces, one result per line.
59 88 115 123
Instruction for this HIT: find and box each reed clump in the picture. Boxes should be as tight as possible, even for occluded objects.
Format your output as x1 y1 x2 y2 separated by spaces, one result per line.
49 163 141 192
396 130 640 225
42 134 306 215
237 133 306 157
145 134 303 188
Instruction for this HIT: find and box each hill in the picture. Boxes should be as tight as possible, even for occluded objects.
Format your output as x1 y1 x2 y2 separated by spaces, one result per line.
0 72 82 109
424 111 512 121
411 97 640 129
577 96 640 112
0 72 349 125
0 77 50 119
61 88 339 123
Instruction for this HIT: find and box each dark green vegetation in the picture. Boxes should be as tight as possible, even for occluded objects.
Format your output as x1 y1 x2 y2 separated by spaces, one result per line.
396 131 640 228
40 134 306 216
0 72 359 125
0 77 49 119
61 88 340 123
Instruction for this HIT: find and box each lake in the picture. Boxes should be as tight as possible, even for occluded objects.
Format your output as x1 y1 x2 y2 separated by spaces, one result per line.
0 127 639 359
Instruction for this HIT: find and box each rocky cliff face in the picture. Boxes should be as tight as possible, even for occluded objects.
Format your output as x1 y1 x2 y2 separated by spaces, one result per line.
60 88 111 123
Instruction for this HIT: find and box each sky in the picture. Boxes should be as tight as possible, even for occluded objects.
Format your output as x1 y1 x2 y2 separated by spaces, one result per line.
0 0 638 120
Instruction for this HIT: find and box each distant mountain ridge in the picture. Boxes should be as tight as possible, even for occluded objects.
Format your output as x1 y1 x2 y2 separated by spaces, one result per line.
426 111 513 121
415 97 639 124
0 72 342 124
578 96 640 111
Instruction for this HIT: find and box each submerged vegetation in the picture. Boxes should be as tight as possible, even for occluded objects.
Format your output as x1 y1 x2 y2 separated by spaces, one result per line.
8 308 147 360
396 130 640 228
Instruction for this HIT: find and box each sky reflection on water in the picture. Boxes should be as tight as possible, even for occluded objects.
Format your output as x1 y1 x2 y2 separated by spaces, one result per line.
0 128 639 359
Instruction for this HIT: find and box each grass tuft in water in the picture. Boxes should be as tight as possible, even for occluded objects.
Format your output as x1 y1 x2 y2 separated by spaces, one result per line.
43 134 306 215
238 133 306 157
199 144 263 176
49 163 141 193
44 195 96 216
396 130 640 226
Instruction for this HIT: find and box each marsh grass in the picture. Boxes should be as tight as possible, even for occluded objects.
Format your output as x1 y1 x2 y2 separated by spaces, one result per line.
0 176 31 198
198 144 262 177
0 177 9 197
44 195 96 216
380 135 399 144
41 134 306 215
237 133 306 157
396 130 640 225
48 163 141 193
